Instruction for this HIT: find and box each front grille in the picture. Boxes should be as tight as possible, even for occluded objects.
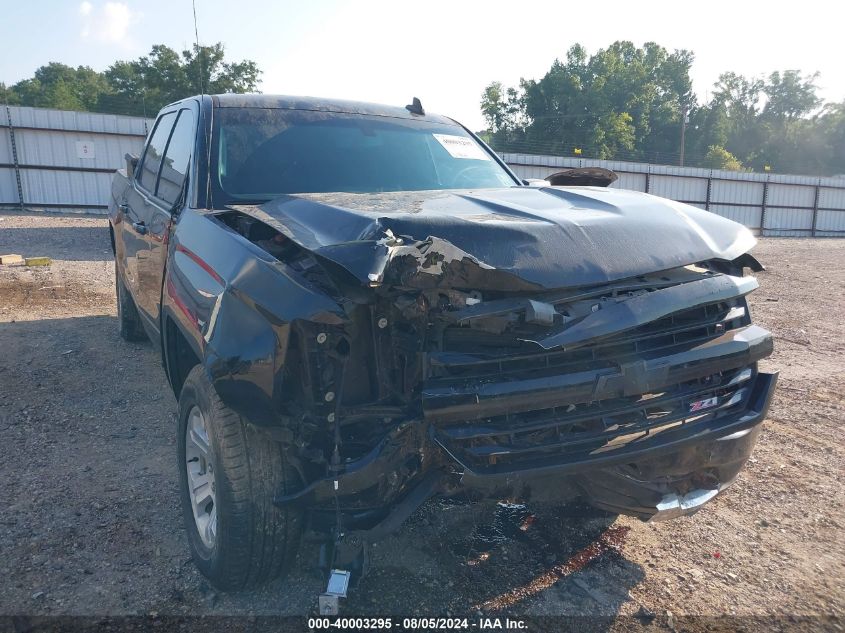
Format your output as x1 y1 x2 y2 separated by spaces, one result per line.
434 366 754 473
429 299 747 382
425 293 757 473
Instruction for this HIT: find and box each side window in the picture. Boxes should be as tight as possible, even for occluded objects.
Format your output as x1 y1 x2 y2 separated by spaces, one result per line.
138 112 177 192
156 109 196 205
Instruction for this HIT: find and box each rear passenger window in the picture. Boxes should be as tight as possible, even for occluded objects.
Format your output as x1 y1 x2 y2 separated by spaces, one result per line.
156 110 195 205
138 112 177 192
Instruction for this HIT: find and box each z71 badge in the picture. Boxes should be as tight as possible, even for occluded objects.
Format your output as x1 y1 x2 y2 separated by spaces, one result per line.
689 396 719 412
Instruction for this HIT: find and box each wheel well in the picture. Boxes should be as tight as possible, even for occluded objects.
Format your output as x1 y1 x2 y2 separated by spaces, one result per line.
165 317 201 396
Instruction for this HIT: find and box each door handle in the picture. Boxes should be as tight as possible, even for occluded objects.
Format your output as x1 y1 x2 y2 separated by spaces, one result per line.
132 221 148 235
118 203 129 213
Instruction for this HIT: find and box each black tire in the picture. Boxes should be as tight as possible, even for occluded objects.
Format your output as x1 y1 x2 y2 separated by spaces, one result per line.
115 260 147 342
177 365 303 591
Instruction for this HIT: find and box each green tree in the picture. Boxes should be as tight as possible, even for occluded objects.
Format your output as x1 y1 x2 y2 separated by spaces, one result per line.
480 80 527 150
686 70 824 173
703 145 745 171
592 112 635 158
481 81 508 133
101 43 261 116
483 45 839 175
0 82 15 104
9 63 111 111
184 43 261 94
758 102 845 175
4 43 261 117
763 70 821 120
482 41 695 161
818 102 845 174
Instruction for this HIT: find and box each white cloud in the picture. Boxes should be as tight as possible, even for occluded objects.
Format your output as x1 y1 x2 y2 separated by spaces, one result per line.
80 2 136 43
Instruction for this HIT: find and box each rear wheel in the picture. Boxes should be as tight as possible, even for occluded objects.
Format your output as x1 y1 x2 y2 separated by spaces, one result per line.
177 366 303 590
115 260 147 342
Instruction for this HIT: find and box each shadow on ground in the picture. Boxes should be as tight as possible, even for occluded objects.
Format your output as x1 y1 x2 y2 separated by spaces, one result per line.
0 225 113 261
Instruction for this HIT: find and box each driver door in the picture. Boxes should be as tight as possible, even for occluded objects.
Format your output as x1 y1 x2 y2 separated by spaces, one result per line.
126 106 196 334
120 111 176 324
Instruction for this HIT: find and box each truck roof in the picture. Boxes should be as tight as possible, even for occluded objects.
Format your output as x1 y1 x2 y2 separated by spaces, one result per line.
209 93 457 125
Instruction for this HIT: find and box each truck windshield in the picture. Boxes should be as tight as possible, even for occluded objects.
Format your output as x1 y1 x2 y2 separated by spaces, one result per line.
211 108 516 201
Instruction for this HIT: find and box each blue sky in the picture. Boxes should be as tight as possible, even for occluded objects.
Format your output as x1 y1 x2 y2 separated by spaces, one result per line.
2 0 841 129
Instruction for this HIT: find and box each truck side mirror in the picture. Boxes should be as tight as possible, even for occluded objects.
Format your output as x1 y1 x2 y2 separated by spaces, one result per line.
125 153 139 180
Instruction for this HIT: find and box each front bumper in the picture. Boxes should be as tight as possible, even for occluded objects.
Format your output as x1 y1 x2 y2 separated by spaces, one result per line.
460 370 777 520
278 370 777 524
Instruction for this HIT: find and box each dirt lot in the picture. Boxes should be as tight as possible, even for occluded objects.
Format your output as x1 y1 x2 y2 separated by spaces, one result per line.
0 212 843 630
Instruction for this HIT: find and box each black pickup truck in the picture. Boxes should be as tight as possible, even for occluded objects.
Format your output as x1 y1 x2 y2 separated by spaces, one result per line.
109 94 777 591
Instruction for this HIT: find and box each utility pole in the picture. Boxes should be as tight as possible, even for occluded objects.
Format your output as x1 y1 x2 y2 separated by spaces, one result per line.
679 105 689 167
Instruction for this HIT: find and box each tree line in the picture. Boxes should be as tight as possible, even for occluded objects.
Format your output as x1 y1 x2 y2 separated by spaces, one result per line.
480 42 845 176
0 43 260 118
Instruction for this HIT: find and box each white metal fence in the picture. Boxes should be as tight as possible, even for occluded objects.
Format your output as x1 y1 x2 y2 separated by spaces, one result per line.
503 153 845 237
1 105 151 214
3 105 845 237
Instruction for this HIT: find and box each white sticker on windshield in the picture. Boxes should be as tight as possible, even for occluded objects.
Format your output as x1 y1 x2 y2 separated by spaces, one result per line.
432 134 490 160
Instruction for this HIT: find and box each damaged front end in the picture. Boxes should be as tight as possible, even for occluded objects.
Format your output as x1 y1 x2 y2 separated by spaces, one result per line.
211 187 776 532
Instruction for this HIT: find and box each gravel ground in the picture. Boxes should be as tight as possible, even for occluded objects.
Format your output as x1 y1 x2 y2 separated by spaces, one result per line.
0 212 843 630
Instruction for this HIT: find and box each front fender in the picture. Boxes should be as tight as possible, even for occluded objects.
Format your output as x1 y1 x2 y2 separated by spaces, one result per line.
162 210 349 426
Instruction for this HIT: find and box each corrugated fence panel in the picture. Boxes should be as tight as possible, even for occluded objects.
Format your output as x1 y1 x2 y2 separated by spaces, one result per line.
0 168 17 204
0 105 149 212
14 129 137 171
819 187 845 210
0 127 12 163
815 210 845 235
708 204 763 229
764 208 814 235
649 164 711 179
767 183 816 208
8 106 150 136
509 164 552 180
502 153 845 236
1 125 19 206
710 179 765 205
649 175 707 202
612 172 647 191
19 169 112 208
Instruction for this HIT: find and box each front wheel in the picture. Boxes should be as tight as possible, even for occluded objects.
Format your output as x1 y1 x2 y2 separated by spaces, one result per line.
177 366 303 590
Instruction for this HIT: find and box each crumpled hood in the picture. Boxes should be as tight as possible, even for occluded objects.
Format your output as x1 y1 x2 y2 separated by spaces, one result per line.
233 186 756 291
